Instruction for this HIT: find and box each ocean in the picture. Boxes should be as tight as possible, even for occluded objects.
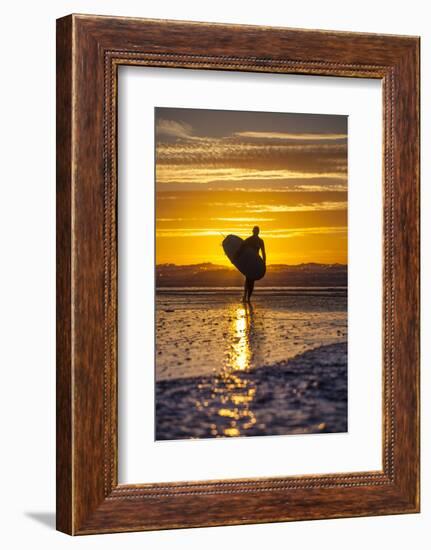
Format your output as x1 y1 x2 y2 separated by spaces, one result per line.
155 287 347 440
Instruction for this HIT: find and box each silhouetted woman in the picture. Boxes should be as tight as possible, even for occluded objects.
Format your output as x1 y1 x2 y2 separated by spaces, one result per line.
236 226 266 303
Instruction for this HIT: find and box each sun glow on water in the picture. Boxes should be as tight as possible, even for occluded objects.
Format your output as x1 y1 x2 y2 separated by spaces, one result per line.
209 305 258 437
231 307 251 371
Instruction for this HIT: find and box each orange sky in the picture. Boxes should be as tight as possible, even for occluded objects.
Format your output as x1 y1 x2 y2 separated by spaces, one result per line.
155 108 347 266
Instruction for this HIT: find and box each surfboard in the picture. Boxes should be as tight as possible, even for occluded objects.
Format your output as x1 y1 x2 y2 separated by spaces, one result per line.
222 234 266 281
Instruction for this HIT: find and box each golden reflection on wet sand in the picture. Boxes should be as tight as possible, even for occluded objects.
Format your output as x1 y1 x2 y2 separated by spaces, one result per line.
156 288 348 440
231 305 251 370
206 304 260 438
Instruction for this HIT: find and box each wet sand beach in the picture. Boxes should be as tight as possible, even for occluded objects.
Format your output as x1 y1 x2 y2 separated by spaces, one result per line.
155 287 347 440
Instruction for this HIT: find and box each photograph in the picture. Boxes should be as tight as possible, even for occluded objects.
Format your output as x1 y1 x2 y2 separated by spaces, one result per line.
47 8 421 538
155 107 348 440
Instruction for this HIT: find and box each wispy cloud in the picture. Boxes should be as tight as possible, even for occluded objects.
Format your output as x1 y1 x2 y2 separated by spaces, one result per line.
234 131 347 141
156 182 348 193
156 166 347 185
156 119 194 140
156 140 347 167
156 217 198 222
156 226 347 239
155 112 348 189
219 184 348 193
268 226 347 239
209 200 346 213
249 201 348 213
211 217 275 222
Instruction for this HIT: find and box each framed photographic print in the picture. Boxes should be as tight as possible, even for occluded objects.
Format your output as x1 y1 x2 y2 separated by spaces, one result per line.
56 14 420 534
153 106 349 442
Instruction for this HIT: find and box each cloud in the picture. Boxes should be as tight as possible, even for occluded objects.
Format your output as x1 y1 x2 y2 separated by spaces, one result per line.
208 200 346 214
156 166 347 185
155 116 348 190
267 226 347 239
248 201 348 213
156 217 197 222
219 184 348 193
156 119 194 140
156 226 347 239
156 181 347 193
156 139 347 184
211 217 275 222
156 140 347 167
234 131 347 141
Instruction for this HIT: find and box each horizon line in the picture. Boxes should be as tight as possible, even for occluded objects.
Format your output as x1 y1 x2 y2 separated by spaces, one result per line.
156 261 347 267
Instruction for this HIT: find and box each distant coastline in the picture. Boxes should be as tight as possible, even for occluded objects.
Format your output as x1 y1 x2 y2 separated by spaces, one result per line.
156 262 347 288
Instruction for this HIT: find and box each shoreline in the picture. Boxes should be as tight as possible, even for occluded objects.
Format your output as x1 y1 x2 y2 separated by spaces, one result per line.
157 341 347 385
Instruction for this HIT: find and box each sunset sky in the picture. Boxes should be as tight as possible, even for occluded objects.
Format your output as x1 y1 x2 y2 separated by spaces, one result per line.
155 107 347 266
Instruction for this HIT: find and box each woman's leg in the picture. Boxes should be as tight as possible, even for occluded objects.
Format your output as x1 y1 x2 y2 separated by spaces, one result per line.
247 279 255 301
243 278 248 301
